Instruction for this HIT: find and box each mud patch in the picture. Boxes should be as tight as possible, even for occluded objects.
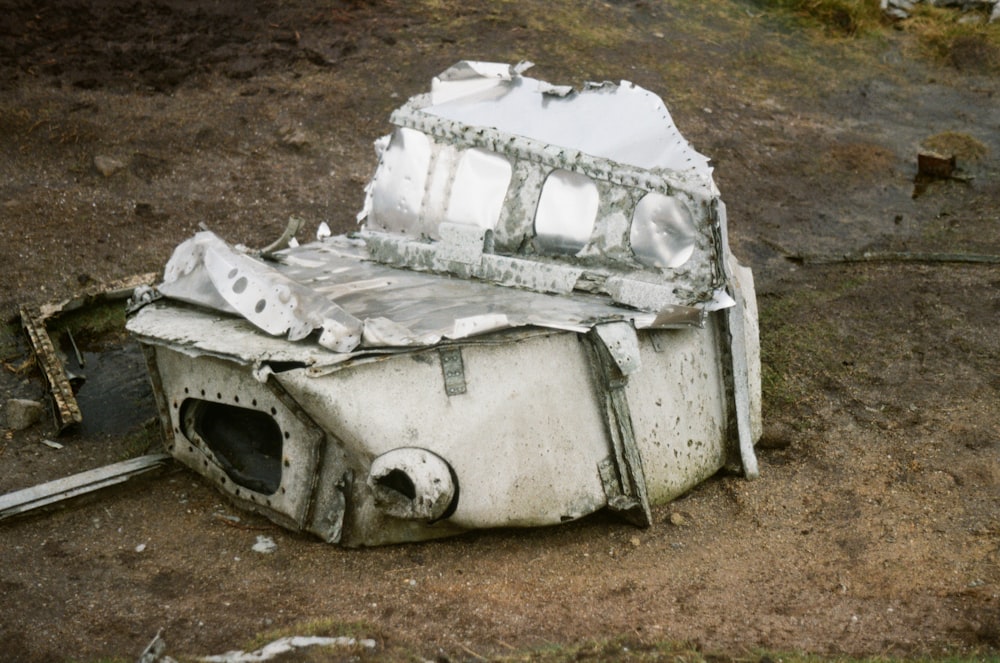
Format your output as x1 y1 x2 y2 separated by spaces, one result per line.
0 0 375 92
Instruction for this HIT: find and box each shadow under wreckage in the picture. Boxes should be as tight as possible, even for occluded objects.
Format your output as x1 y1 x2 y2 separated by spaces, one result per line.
126 61 762 547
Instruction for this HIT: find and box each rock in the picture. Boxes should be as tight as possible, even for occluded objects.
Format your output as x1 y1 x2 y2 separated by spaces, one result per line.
668 511 687 527
279 124 311 149
3 398 44 430
958 12 986 23
758 421 795 449
882 0 917 18
882 0 1000 19
93 155 125 177
226 56 263 80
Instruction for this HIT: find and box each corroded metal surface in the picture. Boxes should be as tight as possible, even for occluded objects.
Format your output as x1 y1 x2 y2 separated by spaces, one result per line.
20 304 82 431
127 62 762 546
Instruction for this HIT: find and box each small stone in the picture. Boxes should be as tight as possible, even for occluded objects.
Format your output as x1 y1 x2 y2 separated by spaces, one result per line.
668 512 687 527
252 535 277 554
279 126 310 149
135 543 147 553
226 56 263 80
758 421 795 449
629 536 641 547
93 155 125 177
3 398 44 430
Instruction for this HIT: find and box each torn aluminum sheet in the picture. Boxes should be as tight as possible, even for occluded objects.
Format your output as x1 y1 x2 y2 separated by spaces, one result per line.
127 61 762 547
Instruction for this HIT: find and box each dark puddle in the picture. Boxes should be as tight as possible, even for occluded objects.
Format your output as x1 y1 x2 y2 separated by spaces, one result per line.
63 339 156 436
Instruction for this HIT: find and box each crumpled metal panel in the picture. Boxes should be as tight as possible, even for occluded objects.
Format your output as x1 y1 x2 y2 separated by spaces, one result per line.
158 232 363 353
135 232 706 354
127 61 762 546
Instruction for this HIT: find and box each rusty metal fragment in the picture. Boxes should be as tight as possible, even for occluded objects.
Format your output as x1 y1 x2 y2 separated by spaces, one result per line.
127 62 762 546
918 150 956 179
19 273 157 432
20 304 82 432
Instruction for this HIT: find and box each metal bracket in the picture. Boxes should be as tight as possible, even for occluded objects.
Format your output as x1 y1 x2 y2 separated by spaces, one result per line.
586 324 651 527
724 280 759 478
439 346 467 396
435 222 491 265
593 321 642 376
713 200 760 479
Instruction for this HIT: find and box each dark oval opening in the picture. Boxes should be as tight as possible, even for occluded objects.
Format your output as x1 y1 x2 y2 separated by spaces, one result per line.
180 399 282 495
375 469 416 501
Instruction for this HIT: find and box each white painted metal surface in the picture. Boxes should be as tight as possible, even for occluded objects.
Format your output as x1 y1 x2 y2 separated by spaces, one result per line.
127 61 761 546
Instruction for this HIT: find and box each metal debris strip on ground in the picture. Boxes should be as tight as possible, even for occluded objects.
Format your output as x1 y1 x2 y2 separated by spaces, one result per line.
0 454 171 521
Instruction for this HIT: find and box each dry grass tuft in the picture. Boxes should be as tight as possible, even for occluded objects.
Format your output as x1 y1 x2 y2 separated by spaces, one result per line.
905 6 1000 73
762 0 886 36
921 131 989 161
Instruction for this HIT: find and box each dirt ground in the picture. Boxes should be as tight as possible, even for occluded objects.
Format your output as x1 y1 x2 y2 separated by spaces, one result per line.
1 1 998 661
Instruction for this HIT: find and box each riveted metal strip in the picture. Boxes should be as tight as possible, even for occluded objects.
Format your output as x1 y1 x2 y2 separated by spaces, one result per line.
439 346 467 397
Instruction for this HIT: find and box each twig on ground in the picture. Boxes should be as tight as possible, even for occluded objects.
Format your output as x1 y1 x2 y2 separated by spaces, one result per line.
787 251 1000 266
457 642 488 661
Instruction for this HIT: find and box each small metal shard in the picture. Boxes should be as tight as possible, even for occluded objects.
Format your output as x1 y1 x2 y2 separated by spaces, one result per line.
259 216 305 259
201 636 376 663
66 327 85 368
136 629 169 663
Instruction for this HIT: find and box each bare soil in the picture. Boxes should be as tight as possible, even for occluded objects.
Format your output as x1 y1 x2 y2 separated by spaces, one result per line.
1 1 998 661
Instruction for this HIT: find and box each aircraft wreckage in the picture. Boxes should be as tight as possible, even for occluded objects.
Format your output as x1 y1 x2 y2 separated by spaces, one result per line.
126 61 762 546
